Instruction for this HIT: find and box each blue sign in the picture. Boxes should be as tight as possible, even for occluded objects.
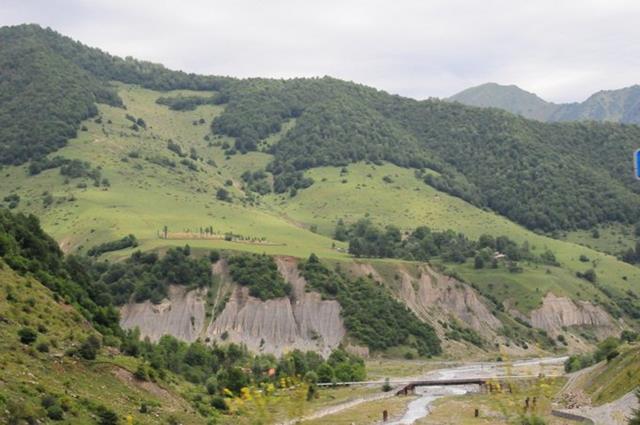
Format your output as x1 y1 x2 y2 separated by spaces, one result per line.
636 150 640 180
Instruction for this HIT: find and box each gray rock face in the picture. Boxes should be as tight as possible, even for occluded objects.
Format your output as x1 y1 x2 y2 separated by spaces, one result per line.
120 257 345 357
205 257 345 357
397 266 501 337
120 285 206 342
529 292 619 338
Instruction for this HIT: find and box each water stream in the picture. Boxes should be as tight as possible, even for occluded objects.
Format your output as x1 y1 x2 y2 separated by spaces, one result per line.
386 385 479 425
385 356 567 424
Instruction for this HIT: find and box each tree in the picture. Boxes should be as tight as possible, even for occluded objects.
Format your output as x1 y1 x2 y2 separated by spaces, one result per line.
317 363 334 383
334 219 348 241
474 255 484 269
216 188 230 202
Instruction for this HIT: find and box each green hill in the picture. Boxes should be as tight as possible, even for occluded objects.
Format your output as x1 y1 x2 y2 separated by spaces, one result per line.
1 24 640 353
4 25 640 235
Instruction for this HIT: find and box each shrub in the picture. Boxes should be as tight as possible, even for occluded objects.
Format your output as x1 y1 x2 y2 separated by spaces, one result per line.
134 363 148 381
18 327 37 345
96 406 118 425
210 396 228 411
78 335 101 360
46 404 64 420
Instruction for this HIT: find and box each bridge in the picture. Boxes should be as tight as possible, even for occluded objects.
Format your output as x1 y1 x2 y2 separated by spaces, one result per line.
317 375 544 395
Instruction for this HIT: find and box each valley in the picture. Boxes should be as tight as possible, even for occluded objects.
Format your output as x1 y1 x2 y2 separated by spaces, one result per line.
0 23 639 425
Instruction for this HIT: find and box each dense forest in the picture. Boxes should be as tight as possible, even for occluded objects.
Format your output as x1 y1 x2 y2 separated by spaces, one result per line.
4 24 640 233
299 254 441 356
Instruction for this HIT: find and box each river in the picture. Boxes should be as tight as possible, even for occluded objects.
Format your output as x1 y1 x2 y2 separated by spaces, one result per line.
387 356 567 424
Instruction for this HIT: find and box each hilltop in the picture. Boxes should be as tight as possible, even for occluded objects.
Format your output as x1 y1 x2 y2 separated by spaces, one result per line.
448 83 558 121
449 82 640 124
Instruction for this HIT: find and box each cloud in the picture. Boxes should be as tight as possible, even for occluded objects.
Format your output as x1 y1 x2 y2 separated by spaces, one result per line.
2 0 640 102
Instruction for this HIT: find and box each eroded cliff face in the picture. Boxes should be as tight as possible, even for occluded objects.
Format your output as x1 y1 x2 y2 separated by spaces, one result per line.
120 258 346 357
396 266 501 338
205 257 345 357
529 292 620 339
120 285 206 342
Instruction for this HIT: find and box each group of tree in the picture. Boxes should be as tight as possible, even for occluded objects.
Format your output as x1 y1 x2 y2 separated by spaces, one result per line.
156 94 226 111
86 234 138 257
241 170 272 195
563 332 637 372
82 245 213 305
227 253 292 300
299 254 441 356
337 218 558 268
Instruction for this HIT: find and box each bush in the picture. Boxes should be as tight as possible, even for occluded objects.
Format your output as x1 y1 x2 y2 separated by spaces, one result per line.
78 335 101 360
134 363 148 381
36 342 50 353
206 376 219 395
210 396 228 411
18 327 37 345
46 404 64 420
96 406 118 425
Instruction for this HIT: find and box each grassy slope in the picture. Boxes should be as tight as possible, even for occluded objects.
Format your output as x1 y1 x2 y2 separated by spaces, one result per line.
0 84 343 259
0 261 204 424
570 343 640 405
1 83 639 316
267 162 640 313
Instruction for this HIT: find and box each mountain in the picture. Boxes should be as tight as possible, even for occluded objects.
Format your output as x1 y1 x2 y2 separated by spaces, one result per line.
552 85 640 124
449 82 640 124
1 23 640 359
448 82 558 121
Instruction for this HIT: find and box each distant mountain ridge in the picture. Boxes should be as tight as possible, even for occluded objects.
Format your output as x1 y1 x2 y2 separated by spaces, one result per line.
449 82 640 124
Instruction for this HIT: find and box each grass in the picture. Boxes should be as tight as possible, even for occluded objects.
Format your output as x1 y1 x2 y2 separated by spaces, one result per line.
563 223 636 256
302 393 410 425
416 377 566 425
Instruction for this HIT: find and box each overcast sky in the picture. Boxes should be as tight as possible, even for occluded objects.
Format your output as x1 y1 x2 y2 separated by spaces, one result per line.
2 0 640 103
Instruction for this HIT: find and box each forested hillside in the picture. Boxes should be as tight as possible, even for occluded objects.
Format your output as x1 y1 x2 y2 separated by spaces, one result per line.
3 23 640 234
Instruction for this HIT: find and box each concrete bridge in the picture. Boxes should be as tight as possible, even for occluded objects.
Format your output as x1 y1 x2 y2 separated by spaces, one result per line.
317 375 542 395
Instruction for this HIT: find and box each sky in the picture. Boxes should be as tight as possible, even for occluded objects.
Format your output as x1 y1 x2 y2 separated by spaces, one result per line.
2 0 640 103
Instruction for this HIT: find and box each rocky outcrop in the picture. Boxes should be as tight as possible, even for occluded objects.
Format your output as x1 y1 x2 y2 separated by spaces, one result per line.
529 293 619 338
205 257 345 357
397 266 501 338
120 285 206 342
120 258 346 357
